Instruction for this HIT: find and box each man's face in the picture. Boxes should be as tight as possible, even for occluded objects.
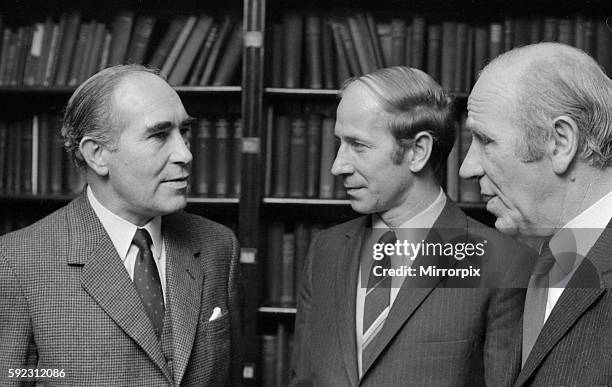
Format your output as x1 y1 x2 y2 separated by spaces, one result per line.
331 83 414 219
103 73 193 225
459 71 557 236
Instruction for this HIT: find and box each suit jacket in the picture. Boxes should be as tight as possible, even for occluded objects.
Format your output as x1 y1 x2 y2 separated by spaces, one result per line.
0 193 243 386
513 219 612 386
291 199 535 387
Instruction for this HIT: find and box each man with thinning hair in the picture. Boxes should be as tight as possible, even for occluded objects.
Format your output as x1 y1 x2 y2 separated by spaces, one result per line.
461 42 612 385
0 65 242 386
291 66 534 386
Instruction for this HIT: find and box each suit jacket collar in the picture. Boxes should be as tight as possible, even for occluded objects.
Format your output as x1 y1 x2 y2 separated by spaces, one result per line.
334 199 468 384
65 193 203 385
515 218 612 386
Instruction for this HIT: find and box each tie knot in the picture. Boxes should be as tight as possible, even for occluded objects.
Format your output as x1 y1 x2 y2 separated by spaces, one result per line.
378 230 397 245
132 228 153 251
532 244 556 276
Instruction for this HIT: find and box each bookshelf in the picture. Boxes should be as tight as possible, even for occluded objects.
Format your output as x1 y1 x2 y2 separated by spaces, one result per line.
1 0 612 385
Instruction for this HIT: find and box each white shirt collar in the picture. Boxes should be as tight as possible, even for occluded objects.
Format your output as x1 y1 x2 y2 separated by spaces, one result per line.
86 186 163 261
549 189 612 274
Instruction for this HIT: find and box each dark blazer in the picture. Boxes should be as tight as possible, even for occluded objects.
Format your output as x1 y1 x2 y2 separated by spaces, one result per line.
291 199 535 387
0 193 242 386
513 220 612 386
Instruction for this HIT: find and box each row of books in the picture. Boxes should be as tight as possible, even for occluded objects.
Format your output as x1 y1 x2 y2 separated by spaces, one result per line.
0 114 242 198
266 222 323 307
0 12 242 87
270 13 612 92
0 115 84 196
264 110 348 200
188 117 242 198
261 323 294 387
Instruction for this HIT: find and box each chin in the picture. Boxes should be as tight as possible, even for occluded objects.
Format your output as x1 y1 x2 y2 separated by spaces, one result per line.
156 196 188 215
494 217 519 236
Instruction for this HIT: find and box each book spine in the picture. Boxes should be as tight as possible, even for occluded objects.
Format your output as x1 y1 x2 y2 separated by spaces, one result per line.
272 115 290 197
161 15 197 78
148 17 186 69
288 117 306 198
199 16 231 86
305 113 321 198
280 232 295 306
426 24 441 83
54 12 81 86
232 118 242 197
282 13 304 88
108 11 135 66
440 21 457 92
211 21 243 86
411 16 426 69
214 118 229 197
195 118 212 196
188 23 218 86
169 15 213 86
319 117 335 199
321 20 335 89
126 15 156 65
305 15 323 89
390 18 406 66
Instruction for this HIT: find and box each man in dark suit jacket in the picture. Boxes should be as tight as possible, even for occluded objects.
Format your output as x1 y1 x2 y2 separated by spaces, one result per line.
0 65 242 386
461 42 612 385
291 66 535 386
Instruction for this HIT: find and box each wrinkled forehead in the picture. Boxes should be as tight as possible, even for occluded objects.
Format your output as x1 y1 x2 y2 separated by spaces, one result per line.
468 69 520 122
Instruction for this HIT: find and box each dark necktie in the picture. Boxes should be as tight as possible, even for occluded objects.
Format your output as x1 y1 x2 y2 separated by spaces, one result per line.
522 241 556 366
363 230 397 334
132 228 165 339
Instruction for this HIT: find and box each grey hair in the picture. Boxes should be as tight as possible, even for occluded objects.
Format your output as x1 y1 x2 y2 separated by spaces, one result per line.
62 64 162 169
484 43 612 168
340 66 455 171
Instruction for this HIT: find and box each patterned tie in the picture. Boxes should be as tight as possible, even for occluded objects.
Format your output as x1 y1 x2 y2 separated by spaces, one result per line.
363 230 397 334
132 228 165 339
522 241 556 366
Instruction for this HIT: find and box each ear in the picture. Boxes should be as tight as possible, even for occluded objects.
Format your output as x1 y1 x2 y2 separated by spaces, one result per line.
550 115 579 175
79 137 110 177
407 131 433 173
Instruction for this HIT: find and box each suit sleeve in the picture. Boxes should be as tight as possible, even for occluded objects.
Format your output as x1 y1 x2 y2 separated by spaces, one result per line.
227 233 244 387
289 232 317 387
483 244 533 387
0 251 37 387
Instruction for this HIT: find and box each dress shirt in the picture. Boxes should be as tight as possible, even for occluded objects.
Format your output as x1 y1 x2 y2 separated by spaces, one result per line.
544 189 612 321
87 186 167 301
356 188 447 375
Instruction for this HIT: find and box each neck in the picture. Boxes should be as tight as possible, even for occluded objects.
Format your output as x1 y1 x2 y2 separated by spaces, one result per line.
379 178 440 228
87 177 152 227
555 166 612 228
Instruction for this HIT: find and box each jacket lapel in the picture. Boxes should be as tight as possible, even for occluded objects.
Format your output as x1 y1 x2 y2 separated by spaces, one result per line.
335 217 367 387
66 194 172 382
163 214 204 385
515 220 612 386
361 199 468 378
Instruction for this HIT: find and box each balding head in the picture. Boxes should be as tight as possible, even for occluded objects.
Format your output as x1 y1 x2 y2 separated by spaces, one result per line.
476 42 612 167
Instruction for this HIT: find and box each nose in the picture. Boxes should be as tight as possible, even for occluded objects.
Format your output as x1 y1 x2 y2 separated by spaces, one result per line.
171 129 193 165
331 143 354 176
459 142 483 179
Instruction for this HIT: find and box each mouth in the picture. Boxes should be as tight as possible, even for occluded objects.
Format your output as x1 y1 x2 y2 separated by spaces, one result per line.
163 176 189 188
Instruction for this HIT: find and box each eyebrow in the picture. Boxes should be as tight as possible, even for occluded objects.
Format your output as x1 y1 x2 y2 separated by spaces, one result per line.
146 116 196 133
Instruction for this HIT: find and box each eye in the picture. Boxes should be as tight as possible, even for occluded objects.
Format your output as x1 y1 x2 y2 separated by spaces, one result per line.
473 132 492 145
349 140 367 152
150 130 170 140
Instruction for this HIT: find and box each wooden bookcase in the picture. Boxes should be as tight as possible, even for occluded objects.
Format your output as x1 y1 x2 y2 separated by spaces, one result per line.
1 0 611 385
